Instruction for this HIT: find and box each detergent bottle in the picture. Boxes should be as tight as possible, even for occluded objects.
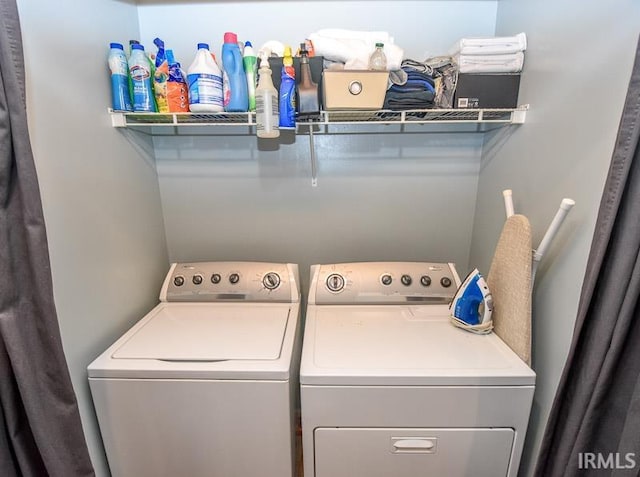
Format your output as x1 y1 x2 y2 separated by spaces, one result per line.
108 42 132 111
128 43 156 112
279 46 296 129
243 41 258 112
165 49 189 112
187 43 224 112
255 55 279 139
222 32 249 112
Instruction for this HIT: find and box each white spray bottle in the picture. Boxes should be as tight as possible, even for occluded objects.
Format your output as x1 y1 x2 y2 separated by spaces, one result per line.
255 54 279 139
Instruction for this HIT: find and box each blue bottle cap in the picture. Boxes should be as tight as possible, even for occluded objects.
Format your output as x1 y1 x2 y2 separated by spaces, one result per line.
197 43 210 50
244 41 253 48
131 44 144 51
110 42 124 50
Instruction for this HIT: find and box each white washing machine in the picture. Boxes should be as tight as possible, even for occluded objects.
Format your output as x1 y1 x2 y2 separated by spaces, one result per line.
300 262 535 477
88 261 301 477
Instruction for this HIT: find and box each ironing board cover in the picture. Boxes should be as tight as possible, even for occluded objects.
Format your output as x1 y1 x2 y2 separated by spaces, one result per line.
487 214 532 364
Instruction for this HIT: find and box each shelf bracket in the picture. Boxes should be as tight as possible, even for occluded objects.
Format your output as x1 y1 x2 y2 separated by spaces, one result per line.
111 111 126 128
511 104 528 124
308 125 318 187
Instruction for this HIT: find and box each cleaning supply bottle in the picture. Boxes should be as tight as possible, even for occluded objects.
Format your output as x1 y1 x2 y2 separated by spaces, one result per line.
243 41 258 112
108 42 132 111
128 43 156 112
368 42 387 71
255 55 279 139
187 43 224 112
221 32 249 112
279 46 296 129
296 42 320 120
165 49 189 112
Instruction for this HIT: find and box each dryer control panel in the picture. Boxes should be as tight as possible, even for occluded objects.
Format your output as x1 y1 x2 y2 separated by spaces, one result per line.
309 262 461 305
161 262 300 303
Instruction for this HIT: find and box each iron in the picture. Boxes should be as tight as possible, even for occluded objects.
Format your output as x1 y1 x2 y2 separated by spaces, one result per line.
449 268 493 326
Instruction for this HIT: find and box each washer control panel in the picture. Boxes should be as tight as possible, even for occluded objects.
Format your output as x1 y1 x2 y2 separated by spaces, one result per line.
310 262 460 305
161 262 299 303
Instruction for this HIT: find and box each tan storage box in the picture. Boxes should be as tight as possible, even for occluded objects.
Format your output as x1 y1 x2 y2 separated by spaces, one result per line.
322 70 389 110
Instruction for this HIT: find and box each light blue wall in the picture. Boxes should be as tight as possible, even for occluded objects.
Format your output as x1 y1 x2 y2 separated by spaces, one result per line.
139 1 499 292
137 1 498 63
17 1 169 476
470 1 640 475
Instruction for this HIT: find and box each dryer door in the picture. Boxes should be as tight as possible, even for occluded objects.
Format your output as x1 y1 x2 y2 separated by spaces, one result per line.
314 427 514 477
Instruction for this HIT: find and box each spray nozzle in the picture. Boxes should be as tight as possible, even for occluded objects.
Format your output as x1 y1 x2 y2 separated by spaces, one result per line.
259 53 271 70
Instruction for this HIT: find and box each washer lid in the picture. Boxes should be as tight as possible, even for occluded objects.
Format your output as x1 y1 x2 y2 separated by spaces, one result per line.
300 305 535 386
113 303 290 361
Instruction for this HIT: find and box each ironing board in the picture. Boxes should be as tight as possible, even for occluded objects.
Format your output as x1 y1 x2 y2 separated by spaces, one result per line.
487 214 532 364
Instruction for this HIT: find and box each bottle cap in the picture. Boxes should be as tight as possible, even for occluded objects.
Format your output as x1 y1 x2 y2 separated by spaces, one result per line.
129 40 140 45
244 41 255 57
375 42 384 47
110 42 124 50
283 46 293 66
197 43 209 50
224 32 238 44
131 44 144 51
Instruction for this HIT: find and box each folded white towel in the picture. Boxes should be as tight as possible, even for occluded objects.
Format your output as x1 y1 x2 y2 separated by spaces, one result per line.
456 52 525 73
453 32 527 56
308 29 404 71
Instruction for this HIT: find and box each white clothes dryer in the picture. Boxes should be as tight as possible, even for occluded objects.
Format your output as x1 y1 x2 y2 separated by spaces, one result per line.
88 262 301 477
300 262 535 477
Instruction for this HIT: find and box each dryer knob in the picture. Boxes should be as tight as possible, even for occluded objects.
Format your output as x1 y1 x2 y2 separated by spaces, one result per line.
440 276 453 288
192 274 203 285
211 273 222 284
229 273 240 285
173 275 185 287
326 273 345 293
381 274 393 286
263 272 281 290
401 274 412 286
420 275 432 287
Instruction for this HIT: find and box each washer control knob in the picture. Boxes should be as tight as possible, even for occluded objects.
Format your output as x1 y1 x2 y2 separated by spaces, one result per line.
229 273 240 285
326 273 345 293
440 276 453 288
263 272 281 290
401 274 412 286
192 274 203 285
211 273 221 284
173 275 185 287
420 275 432 287
381 274 393 286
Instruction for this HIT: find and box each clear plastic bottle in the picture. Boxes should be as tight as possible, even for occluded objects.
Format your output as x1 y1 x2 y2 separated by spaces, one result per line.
187 43 224 112
368 42 387 71
108 42 132 111
255 56 279 139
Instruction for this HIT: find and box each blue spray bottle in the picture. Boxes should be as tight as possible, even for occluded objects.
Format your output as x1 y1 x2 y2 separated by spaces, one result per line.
279 46 296 129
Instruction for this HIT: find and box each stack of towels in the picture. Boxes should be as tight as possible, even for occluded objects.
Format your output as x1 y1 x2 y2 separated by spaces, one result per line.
383 65 435 110
452 32 527 73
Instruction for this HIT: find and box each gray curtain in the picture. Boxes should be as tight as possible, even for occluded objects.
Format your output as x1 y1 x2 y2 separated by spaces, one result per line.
0 1 95 476
535 37 640 476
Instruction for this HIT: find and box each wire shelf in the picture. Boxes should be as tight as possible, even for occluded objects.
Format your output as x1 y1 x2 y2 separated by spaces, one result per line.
110 106 527 129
